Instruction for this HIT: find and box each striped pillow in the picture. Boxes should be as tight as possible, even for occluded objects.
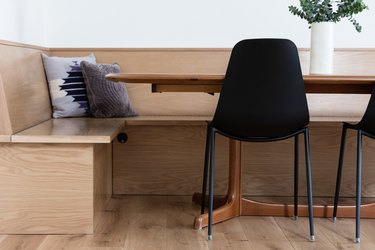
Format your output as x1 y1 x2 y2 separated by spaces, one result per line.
42 53 96 118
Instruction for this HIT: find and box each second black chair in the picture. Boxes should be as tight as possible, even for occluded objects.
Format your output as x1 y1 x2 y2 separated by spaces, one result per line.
333 86 375 243
200 39 315 241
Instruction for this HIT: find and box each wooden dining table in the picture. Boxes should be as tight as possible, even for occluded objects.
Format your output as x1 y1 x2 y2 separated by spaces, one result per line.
106 73 375 229
106 73 375 94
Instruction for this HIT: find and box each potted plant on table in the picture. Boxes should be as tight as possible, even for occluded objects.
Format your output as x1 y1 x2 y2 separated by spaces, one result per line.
288 0 368 75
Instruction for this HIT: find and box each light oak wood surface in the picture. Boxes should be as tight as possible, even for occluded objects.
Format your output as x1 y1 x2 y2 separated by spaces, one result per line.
106 73 375 94
0 74 12 137
106 72 225 83
0 41 51 136
0 39 48 51
0 142 112 234
113 125 220 195
0 135 10 142
49 48 375 75
0 143 94 234
12 118 126 143
94 143 112 230
113 122 375 197
0 196 375 249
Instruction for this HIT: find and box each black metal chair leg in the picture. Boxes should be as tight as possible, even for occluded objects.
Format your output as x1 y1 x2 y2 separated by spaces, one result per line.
294 134 299 220
355 130 363 243
333 124 348 221
201 123 211 214
208 128 216 241
304 128 315 241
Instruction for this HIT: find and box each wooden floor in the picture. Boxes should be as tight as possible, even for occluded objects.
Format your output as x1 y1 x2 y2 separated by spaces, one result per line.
1 196 375 250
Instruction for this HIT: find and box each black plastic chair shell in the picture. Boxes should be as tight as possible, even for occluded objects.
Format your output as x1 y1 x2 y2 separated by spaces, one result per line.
200 38 315 241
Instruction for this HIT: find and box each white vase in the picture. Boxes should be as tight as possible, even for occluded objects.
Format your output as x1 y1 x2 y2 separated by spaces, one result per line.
309 22 334 75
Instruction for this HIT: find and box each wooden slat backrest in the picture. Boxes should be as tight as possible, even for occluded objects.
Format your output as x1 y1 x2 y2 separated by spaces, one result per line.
0 41 51 136
49 48 375 76
50 48 375 118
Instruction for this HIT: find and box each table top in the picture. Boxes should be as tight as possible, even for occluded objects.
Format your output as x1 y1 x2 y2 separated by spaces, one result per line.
106 73 375 94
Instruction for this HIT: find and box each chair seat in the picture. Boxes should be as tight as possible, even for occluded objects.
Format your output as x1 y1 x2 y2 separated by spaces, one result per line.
213 123 308 141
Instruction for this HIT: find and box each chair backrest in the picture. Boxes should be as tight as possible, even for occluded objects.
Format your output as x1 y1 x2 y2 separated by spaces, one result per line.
212 39 309 139
358 87 375 135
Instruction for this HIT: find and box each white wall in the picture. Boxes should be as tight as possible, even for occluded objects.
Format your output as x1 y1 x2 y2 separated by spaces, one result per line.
1 0 375 48
0 0 46 46
19 0 46 46
0 0 23 43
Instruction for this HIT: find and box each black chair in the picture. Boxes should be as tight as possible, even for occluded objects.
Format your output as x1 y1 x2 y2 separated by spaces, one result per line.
333 87 375 243
200 39 314 241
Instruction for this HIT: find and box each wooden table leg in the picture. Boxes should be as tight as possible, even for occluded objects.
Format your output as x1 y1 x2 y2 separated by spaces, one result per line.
193 139 241 229
193 139 375 228
240 197 375 218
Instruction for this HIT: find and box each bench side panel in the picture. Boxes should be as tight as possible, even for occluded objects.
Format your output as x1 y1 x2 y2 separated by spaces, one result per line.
0 143 94 234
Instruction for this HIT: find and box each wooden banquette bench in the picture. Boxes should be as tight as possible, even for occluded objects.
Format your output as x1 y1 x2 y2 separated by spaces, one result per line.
1 40 375 234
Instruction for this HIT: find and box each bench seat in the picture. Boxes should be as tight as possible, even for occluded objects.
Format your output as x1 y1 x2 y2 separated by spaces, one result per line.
11 116 213 144
12 117 126 143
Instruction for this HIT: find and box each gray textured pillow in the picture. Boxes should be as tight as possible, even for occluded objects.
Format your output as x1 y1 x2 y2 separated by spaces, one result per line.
42 53 96 118
80 61 137 118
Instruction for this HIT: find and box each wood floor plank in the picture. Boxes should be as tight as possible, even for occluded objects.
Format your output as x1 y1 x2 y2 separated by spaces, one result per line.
122 196 169 250
275 217 336 246
240 217 286 241
334 243 375 250
123 212 167 250
0 235 46 250
38 235 88 250
0 235 6 244
361 219 375 245
38 198 128 250
209 218 253 250
274 217 337 250
166 196 253 250
166 196 208 250
316 218 375 247
0 196 373 249
239 216 294 249
86 197 132 248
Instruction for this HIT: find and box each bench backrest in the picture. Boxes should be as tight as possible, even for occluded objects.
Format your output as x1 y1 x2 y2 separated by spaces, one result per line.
1 40 375 140
0 41 51 138
49 48 375 75
50 48 375 120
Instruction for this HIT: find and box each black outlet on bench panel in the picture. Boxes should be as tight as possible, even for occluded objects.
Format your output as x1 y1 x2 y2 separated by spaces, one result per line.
117 132 128 143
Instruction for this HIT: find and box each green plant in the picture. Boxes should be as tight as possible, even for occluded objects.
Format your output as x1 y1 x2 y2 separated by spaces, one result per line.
289 0 369 32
